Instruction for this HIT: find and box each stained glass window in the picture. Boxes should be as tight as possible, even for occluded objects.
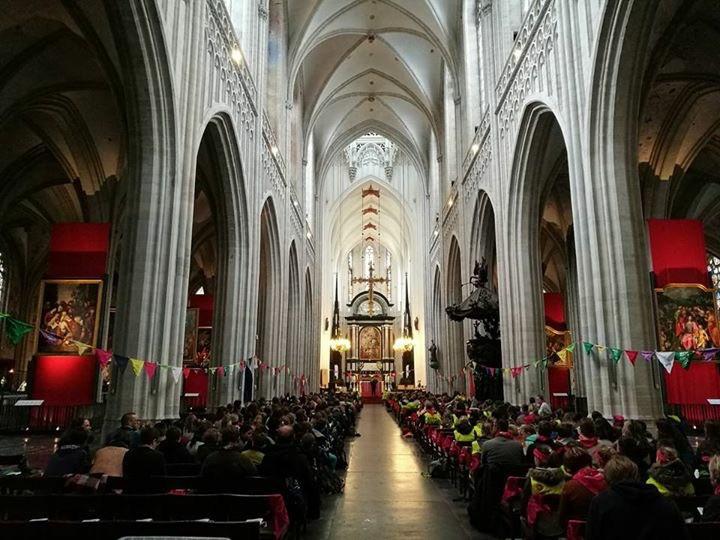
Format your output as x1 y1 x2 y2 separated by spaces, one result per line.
364 245 374 278
709 254 720 311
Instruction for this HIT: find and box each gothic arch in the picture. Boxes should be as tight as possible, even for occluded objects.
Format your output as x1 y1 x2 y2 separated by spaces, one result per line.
446 235 464 392
285 241 301 395
303 267 315 390
431 264 444 392
256 197 282 398
192 113 250 404
469 190 497 290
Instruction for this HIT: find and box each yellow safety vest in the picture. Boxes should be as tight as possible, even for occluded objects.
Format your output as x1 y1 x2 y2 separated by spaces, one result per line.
424 412 442 425
454 430 476 443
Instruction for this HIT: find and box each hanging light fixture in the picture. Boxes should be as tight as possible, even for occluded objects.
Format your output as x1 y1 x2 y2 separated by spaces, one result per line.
329 274 351 352
393 274 414 352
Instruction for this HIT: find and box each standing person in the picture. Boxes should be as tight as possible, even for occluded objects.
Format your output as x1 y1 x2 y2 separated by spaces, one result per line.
586 456 689 540
370 376 378 397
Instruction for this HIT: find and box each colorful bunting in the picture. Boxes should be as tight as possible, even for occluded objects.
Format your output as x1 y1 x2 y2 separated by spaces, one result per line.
641 351 655 363
72 340 93 355
582 342 594 355
130 358 144 377
702 348 719 362
114 355 129 373
609 348 623 364
95 349 113 367
5 318 34 345
625 350 638 365
566 343 576 353
217 366 225 378
556 349 568 364
40 329 62 346
656 351 675 373
170 366 182 384
182 367 191 379
675 351 692 369
144 361 157 379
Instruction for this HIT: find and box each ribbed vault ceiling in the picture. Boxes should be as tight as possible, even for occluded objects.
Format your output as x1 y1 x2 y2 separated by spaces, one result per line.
288 0 460 177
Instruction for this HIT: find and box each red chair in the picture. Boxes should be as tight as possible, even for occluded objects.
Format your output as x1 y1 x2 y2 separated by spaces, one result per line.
567 519 586 540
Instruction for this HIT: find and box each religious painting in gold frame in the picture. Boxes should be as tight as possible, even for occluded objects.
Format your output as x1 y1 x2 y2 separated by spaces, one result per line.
653 284 720 351
545 326 573 368
36 279 103 354
359 326 382 360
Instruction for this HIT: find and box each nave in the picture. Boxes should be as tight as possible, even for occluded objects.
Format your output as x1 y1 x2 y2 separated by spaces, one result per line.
308 404 481 540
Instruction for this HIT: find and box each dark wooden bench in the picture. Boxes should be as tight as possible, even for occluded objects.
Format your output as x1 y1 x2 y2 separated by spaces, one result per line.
0 519 260 540
0 493 280 522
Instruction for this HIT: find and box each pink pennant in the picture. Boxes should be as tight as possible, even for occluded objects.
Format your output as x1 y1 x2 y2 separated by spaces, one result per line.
625 350 638 365
217 366 225 377
95 349 113 367
240 361 246 370
182 367 191 379
144 362 157 380
510 366 523 378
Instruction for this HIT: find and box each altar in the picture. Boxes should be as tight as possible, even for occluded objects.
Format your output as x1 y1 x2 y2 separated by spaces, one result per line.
359 379 383 398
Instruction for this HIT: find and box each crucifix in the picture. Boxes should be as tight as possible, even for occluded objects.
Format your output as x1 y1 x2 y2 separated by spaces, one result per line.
352 262 387 315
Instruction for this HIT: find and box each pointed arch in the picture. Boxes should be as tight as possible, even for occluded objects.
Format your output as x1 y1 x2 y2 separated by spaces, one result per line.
446 235 464 392
257 197 282 398
285 241 301 395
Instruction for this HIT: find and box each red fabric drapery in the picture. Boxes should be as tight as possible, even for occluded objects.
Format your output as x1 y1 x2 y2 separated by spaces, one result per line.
183 370 208 408
547 366 571 410
647 219 709 287
31 355 95 406
544 292 566 330
188 294 214 327
47 223 110 278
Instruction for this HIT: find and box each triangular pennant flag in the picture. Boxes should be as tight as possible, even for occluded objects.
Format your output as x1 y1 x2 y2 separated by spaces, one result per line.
40 329 63 346
182 367 191 379
130 358 144 376
209 367 217 376
702 348 719 362
72 340 93 356
144 361 157 379
609 348 623 364
582 342 594 355
217 366 225 377
556 349 568 363
4 317 34 345
625 350 638 365
510 366 523 378
114 355 129 373
640 351 655 363
170 366 182 384
656 351 675 373
95 349 113 367
675 351 692 369
566 343 576 353
596 345 606 353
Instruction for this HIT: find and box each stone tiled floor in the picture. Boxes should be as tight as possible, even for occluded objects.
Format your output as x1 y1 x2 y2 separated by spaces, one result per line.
306 404 488 540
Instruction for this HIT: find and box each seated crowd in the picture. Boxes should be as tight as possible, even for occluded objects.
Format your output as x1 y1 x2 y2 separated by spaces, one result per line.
40 392 361 525
388 391 720 539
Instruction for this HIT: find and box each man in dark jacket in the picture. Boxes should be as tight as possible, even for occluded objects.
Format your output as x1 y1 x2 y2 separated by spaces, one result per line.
158 426 195 464
122 426 166 492
482 419 525 467
201 426 257 492
45 428 91 476
587 455 689 540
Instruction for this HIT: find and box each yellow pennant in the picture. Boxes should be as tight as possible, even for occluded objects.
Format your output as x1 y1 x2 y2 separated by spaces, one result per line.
72 340 93 356
556 349 568 363
130 358 144 377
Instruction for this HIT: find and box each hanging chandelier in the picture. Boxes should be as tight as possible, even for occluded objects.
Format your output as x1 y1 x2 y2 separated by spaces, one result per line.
330 333 351 353
393 330 414 352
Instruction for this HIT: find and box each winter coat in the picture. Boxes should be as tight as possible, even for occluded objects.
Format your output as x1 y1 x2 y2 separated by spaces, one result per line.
587 480 689 540
646 459 695 497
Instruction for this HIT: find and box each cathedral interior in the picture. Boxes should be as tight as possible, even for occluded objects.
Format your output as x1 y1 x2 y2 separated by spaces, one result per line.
1 1 720 538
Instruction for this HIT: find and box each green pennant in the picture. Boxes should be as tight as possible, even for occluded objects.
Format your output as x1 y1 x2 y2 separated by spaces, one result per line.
674 351 692 369
609 347 623 363
582 342 594 355
5 317 34 345
566 343 576 353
